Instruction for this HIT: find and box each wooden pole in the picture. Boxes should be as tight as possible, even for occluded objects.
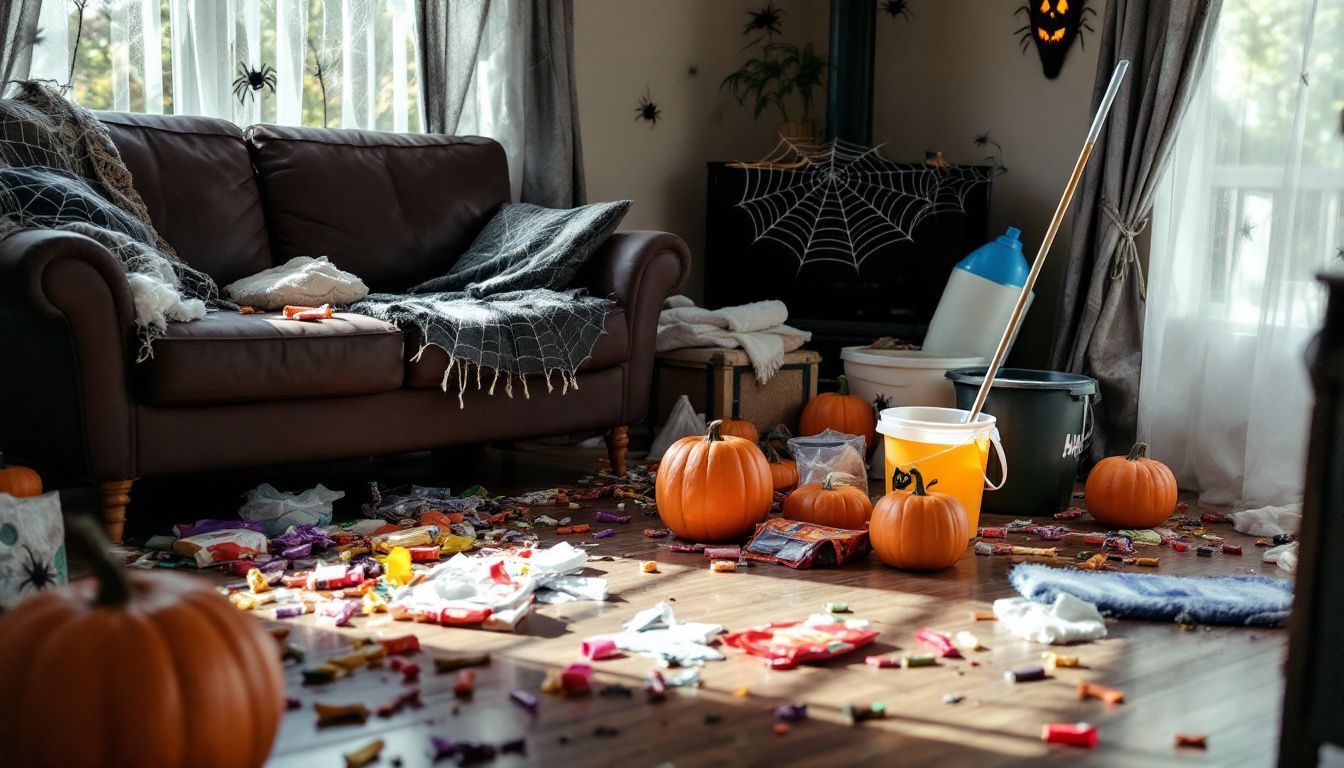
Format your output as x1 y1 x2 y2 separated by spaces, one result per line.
967 60 1130 422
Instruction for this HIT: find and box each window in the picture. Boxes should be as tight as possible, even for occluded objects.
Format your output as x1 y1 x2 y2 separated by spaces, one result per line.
31 0 420 131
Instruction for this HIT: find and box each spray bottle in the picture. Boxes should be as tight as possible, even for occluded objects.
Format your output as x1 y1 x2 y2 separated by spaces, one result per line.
921 227 1033 359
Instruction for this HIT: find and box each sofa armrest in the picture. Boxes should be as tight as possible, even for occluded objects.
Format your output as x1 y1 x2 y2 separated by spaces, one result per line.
578 230 691 425
0 229 137 481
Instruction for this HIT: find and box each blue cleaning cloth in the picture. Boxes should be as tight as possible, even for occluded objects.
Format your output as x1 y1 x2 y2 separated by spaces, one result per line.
1009 563 1293 627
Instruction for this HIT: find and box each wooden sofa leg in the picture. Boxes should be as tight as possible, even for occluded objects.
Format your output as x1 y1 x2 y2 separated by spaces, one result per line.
605 426 629 476
100 480 133 544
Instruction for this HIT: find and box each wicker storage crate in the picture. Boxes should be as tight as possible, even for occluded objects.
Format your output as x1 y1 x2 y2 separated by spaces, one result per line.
649 348 821 431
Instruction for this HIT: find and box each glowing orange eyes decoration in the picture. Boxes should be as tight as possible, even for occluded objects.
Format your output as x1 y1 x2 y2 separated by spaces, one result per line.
1015 0 1094 79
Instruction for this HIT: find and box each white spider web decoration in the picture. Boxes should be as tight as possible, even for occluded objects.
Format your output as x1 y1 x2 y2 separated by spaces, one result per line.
735 138 992 274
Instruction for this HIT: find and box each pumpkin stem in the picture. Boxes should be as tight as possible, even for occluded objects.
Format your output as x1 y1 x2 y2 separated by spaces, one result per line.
910 467 930 496
707 420 724 442
1127 442 1149 461
822 472 837 490
836 374 851 396
66 516 134 607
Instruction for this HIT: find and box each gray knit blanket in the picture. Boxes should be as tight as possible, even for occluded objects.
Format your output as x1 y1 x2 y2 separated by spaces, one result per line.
0 81 221 358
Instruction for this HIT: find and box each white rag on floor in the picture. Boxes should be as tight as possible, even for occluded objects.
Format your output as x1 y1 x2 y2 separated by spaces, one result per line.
993 593 1108 645
656 295 810 383
597 601 726 665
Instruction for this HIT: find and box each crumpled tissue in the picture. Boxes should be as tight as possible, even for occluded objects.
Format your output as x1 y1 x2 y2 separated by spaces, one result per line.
594 601 725 665
993 593 1108 645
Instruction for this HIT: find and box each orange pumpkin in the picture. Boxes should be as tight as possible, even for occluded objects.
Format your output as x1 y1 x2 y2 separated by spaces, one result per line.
798 375 877 452
655 420 773 542
763 443 799 490
717 418 760 445
869 467 968 571
1084 442 1179 529
783 472 873 529
0 452 42 498
0 519 285 767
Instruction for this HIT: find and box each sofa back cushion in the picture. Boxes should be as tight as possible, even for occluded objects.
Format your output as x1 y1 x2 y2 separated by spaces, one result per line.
245 125 510 292
98 112 271 286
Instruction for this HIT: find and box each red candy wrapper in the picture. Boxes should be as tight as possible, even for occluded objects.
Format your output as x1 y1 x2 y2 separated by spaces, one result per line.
723 620 879 669
742 518 870 569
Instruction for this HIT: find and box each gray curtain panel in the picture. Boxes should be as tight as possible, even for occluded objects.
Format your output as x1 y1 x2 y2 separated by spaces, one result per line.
416 0 585 208
1 1 41 86
1050 0 1223 467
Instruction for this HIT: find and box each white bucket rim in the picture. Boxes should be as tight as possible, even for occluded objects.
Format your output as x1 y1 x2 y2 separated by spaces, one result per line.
841 346 988 370
877 406 997 445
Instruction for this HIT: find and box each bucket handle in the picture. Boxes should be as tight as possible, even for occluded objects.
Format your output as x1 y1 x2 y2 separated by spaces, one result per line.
984 428 1008 491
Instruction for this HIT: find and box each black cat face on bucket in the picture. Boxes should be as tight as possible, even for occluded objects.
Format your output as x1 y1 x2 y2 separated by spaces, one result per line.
892 467 913 490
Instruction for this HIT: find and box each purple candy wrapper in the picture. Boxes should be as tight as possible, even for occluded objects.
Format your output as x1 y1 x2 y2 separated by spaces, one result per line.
592 528 615 539
173 519 265 539
594 510 631 524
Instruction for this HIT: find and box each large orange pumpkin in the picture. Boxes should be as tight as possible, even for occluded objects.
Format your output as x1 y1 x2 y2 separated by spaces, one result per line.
655 420 773 543
1084 442 1179 529
0 452 42 498
763 443 799 490
783 472 873 529
0 519 285 767
869 468 968 571
798 375 877 452
716 418 760 445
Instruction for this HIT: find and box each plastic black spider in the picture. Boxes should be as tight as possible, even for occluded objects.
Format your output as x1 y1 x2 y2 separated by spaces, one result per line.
974 131 1009 175
232 62 277 105
881 0 913 21
18 545 57 593
634 90 661 128
743 1 785 37
1238 219 1259 242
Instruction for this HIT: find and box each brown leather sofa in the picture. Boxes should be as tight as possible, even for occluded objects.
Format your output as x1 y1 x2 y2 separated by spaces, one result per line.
0 113 690 542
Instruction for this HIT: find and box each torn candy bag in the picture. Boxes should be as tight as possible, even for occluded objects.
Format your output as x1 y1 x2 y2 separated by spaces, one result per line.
723 620 879 669
743 518 869 569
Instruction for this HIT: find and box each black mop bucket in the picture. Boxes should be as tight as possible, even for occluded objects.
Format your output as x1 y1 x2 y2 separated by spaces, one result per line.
946 368 1097 516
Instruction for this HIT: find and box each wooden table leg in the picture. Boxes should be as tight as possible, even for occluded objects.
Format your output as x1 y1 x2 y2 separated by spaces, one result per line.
605 426 629 476
100 479 133 544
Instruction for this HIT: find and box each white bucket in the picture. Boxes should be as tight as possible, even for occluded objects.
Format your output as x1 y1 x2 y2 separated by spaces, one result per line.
876 406 1007 535
841 347 987 478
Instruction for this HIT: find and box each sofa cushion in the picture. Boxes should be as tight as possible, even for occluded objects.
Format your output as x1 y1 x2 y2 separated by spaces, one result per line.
404 308 630 389
98 112 271 286
138 312 405 406
245 125 510 292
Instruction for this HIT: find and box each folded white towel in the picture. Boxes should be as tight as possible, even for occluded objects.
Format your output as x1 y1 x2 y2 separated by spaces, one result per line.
656 297 810 383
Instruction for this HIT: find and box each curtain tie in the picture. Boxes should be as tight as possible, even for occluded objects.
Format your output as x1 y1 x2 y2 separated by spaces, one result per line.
1101 199 1149 283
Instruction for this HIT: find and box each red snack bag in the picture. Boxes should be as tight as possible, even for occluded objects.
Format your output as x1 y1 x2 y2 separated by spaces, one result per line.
723 620 878 669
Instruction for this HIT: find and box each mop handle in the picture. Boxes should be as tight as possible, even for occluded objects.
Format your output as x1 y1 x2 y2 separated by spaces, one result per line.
966 60 1129 423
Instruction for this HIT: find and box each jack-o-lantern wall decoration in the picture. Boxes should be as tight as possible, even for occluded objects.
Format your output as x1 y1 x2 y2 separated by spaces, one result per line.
1014 0 1095 79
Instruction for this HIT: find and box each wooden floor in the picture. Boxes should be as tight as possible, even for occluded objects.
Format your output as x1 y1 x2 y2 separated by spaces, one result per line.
139 444 1287 768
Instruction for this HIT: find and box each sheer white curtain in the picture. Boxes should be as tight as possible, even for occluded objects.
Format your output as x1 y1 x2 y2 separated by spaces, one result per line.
30 0 419 130
1141 0 1344 506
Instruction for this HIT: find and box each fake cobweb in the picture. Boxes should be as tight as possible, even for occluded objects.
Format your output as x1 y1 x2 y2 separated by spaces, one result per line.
735 138 991 273
0 81 221 356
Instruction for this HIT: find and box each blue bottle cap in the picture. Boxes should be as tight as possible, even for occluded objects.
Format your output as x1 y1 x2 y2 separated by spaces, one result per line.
954 227 1029 287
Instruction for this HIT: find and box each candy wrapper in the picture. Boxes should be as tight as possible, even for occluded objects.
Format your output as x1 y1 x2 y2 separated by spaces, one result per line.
722 620 879 669
742 518 869 569
172 528 268 568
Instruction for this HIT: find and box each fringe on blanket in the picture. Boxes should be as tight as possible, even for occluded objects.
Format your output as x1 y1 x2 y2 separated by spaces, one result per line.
410 342 584 409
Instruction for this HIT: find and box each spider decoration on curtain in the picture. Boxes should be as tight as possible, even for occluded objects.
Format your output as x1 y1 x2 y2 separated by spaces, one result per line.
232 62 277 105
881 0 913 21
1014 0 1094 79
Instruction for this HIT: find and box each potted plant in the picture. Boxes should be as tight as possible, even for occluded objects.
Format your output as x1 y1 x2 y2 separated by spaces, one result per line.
722 41 827 146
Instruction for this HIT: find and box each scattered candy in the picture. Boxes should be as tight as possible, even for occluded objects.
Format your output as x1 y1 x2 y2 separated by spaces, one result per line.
641 560 659 573
1272 533 1296 545
734 687 750 697
594 510 631 524
433 653 490 673
1042 652 1080 669
375 689 421 717
1172 542 1189 552
824 602 850 613
343 739 384 768
773 723 791 736
1221 544 1242 555
592 528 615 539
710 560 737 573
453 670 476 698
561 663 593 695
645 670 667 702
1077 680 1125 704
865 655 900 668
378 634 420 655
942 694 964 705
581 637 620 660
977 527 1008 539
954 631 982 651
1175 733 1208 749
774 703 808 722
844 702 887 725
1042 722 1097 748
1004 665 1047 683
970 611 997 621
1196 546 1214 557
901 653 938 668
915 628 962 659
1134 557 1160 567
643 528 672 538
510 689 539 714
315 702 369 727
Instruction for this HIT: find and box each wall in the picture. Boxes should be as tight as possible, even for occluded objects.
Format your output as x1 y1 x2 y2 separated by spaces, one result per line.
872 0 1105 367
574 0 830 300
575 0 1104 368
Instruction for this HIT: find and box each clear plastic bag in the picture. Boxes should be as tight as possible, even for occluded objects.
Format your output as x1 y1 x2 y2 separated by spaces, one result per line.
787 430 868 490
238 483 344 537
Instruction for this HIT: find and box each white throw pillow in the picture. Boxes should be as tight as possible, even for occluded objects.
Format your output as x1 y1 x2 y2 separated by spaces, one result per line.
223 255 369 310
0 492 67 609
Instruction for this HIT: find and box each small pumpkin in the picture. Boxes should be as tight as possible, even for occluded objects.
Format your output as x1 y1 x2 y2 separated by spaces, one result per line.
655 420 774 543
869 467 968 571
1084 442 1178 528
716 418 760 445
783 472 873 529
799 375 877 452
763 443 799 490
0 518 285 767
0 452 42 498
